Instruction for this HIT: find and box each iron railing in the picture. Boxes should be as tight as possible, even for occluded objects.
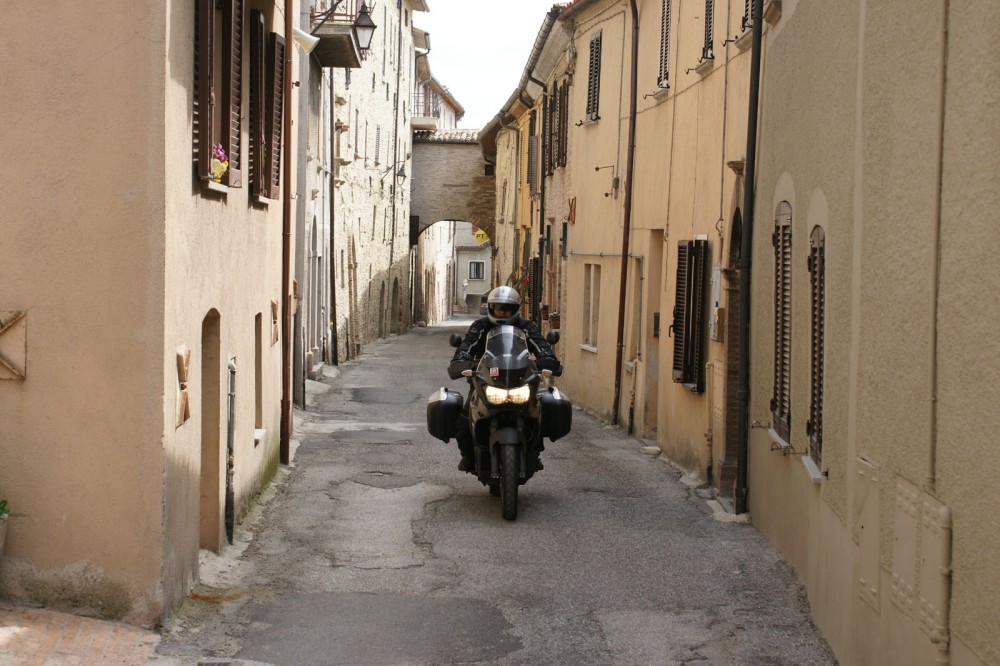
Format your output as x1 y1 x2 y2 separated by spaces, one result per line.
412 91 442 118
311 0 362 29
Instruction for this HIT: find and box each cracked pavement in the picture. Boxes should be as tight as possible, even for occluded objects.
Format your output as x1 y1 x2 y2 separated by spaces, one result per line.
151 318 836 666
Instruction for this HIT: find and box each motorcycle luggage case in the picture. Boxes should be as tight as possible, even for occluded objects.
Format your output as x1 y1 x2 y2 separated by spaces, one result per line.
426 387 464 442
538 387 572 441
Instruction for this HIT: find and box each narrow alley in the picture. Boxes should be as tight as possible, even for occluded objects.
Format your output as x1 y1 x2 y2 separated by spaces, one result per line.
152 319 834 665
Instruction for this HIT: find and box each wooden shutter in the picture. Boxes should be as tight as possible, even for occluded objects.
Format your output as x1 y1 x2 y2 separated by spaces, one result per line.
249 10 265 196
658 0 671 88
266 32 285 200
548 82 558 174
671 241 690 382
771 203 792 441
807 226 826 464
703 0 715 61
586 32 601 121
528 136 538 195
558 82 569 166
742 0 752 32
222 0 244 187
194 0 215 180
672 240 708 391
375 126 381 163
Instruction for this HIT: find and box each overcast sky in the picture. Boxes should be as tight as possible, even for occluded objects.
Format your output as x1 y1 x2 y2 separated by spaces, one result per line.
414 1 557 130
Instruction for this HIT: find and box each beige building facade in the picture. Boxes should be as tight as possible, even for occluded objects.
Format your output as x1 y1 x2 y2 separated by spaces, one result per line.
748 0 1000 663
0 0 300 625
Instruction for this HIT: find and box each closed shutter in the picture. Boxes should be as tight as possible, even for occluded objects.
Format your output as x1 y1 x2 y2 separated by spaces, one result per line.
771 202 792 442
375 126 381 163
671 241 690 382
548 82 558 174
222 0 244 187
807 226 826 465
586 32 601 121
742 0 752 32
541 93 550 177
559 82 569 166
266 32 285 200
702 0 715 60
672 240 708 391
249 10 266 196
194 0 215 180
658 0 671 88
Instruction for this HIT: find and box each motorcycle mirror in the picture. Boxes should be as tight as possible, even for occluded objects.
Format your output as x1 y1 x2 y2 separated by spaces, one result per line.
449 333 463 348
545 330 560 345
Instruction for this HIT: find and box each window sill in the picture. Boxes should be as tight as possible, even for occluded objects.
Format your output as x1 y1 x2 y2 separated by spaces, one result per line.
576 117 600 128
766 427 823 485
201 180 229 195
735 28 752 51
695 57 714 76
254 195 272 207
579 344 598 354
650 85 670 101
764 0 782 25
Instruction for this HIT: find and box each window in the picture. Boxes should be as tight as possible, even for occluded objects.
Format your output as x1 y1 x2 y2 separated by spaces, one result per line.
658 0 672 88
741 0 753 32
702 0 715 61
586 32 602 122
469 261 485 280
195 0 244 187
807 226 826 465
528 111 538 195
374 126 381 163
583 263 601 347
772 202 793 442
248 13 284 198
671 239 708 392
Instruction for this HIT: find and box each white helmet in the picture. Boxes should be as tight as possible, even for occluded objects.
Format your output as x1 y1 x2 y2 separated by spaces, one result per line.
486 286 521 324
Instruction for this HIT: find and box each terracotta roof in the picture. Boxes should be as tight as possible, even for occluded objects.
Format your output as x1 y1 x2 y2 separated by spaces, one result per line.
413 129 481 144
558 0 600 20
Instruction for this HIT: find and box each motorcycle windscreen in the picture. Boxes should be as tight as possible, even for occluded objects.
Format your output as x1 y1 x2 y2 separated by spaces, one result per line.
478 325 533 388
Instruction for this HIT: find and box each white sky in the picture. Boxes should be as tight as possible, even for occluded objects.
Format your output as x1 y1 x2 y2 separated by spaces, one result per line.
414 1 559 130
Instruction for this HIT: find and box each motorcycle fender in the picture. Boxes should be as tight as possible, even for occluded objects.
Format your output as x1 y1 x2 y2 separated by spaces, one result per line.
489 426 521 448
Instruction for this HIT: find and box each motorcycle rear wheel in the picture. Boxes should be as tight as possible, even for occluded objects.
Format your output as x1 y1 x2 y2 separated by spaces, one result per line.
500 444 518 520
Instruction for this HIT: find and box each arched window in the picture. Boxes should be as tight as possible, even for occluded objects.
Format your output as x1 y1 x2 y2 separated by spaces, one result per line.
771 202 792 442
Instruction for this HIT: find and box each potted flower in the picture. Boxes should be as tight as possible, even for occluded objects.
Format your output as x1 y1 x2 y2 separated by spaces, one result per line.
0 499 9 557
211 143 229 183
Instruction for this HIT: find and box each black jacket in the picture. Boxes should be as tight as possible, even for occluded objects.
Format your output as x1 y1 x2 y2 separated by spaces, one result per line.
450 316 559 373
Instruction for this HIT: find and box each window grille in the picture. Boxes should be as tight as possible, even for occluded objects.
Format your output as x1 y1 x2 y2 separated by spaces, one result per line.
771 202 793 442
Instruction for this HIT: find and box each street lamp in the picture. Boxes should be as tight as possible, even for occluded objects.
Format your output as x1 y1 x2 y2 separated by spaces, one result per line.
353 3 377 51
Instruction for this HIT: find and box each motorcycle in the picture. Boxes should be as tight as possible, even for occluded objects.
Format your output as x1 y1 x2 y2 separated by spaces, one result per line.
426 325 572 520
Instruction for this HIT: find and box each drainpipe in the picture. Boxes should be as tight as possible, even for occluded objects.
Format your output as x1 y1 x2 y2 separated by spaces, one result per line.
280 0 293 465
612 0 639 426
734 0 764 515
225 360 237 544
329 72 339 365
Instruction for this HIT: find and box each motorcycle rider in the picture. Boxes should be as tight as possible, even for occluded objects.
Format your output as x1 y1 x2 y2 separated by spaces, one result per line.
448 286 560 472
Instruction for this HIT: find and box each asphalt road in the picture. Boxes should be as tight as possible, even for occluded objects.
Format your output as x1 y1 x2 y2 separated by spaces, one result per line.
153 317 835 666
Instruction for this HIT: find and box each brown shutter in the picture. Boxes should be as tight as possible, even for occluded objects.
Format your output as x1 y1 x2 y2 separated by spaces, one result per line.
559 82 569 166
586 32 601 121
222 0 244 187
688 239 708 392
658 0 671 88
771 203 792 442
194 0 215 180
249 10 265 196
266 32 285 200
542 91 550 176
671 241 690 382
807 226 826 464
742 0 752 32
703 0 715 61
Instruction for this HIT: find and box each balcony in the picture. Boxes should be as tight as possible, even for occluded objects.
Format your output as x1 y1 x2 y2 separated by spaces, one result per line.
310 0 365 69
411 92 442 130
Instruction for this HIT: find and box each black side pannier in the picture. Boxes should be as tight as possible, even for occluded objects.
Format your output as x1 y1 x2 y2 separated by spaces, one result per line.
426 387 464 442
538 387 572 441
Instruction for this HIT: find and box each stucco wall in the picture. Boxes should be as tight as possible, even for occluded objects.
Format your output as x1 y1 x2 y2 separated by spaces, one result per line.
0 1 169 623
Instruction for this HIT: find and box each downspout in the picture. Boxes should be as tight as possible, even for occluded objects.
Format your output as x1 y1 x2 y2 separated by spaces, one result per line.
734 0 764 515
329 72 339 364
280 0 293 465
611 0 639 426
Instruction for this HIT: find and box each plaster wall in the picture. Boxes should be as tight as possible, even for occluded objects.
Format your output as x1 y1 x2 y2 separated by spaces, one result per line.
415 221 454 325
749 0 1000 663
0 1 169 624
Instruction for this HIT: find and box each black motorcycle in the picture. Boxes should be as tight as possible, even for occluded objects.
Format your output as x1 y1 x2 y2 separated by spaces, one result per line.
427 325 572 520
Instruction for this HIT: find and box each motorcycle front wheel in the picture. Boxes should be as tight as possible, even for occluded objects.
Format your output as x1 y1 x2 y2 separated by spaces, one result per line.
500 443 518 520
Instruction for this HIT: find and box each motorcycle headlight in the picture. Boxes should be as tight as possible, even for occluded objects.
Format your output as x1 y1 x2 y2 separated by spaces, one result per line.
485 386 508 405
507 385 531 404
